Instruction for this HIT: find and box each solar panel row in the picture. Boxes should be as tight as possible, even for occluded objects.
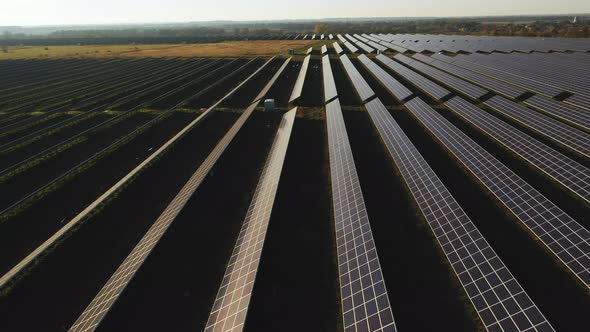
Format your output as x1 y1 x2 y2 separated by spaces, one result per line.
432 53 563 98
564 94 590 112
405 97 590 288
204 108 297 332
365 98 554 332
289 55 311 103
446 97 590 204
321 44 329 55
68 58 292 332
368 41 388 52
394 54 489 100
323 55 338 103
326 98 397 332
344 42 359 54
306 47 313 55
524 95 590 131
357 54 413 102
485 96 590 158
376 54 451 101
337 34 348 43
333 42 344 55
412 54 527 99
340 54 376 103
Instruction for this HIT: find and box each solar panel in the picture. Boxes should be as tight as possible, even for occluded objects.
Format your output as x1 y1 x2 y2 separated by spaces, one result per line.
446 96 590 204
378 41 408 53
394 54 489 100
413 54 527 99
68 58 293 332
365 97 554 332
306 47 313 55
289 55 311 103
376 54 451 101
345 34 360 43
323 55 338 103
368 41 388 52
312 34 316 40
321 44 328 55
355 41 376 54
343 42 359 54
357 54 413 102
438 54 564 98
337 34 348 43
354 34 370 43
406 97 590 288
485 96 590 158
326 98 397 332
564 94 590 112
329 34 334 40
333 42 344 55
340 54 376 103
303 34 308 40
321 34 325 40
523 95 590 131
204 108 297 332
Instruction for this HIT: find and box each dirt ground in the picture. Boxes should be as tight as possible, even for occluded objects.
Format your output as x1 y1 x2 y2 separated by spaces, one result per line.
0 40 316 59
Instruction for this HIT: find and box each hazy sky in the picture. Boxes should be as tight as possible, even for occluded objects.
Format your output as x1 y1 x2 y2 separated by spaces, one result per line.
1 0 588 26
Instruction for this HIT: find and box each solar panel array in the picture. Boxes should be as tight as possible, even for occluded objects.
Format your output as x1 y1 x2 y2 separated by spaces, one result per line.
376 54 451 101
306 47 313 55
321 44 328 55
333 42 344 55
459 53 590 100
412 54 527 99
485 96 590 158
523 95 590 131
329 34 334 40
564 94 590 111
323 55 338 103
433 54 564 98
68 58 293 332
326 98 397 332
376 34 590 53
357 54 413 102
340 54 376 103
405 97 590 287
368 41 388 52
337 34 348 43
204 108 297 332
394 54 489 100
289 55 311 103
364 98 554 332
446 97 590 204
344 42 359 54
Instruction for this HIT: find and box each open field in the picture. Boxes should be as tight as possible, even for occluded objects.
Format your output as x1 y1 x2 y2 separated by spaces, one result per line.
0 40 316 59
0 34 589 332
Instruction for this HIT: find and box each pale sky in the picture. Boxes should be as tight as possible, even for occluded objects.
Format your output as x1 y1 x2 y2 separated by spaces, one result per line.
0 0 588 26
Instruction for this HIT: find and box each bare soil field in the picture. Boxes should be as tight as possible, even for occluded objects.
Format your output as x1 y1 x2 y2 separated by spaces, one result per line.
0 40 316 59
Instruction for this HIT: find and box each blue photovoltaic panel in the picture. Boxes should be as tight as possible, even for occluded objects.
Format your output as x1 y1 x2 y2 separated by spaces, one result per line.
376 54 451 101
333 42 344 55
446 97 590 204
394 54 489 100
524 94 590 131
365 97 555 332
340 54 376 103
357 54 413 102
326 98 397 332
406 97 590 287
204 108 297 332
289 55 311 103
485 96 590 158
413 54 528 99
323 55 338 103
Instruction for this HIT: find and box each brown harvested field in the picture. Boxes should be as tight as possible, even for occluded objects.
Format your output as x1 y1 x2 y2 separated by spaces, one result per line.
0 40 317 59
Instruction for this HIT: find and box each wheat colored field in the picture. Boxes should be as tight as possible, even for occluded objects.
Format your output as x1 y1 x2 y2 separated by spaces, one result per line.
0 40 317 59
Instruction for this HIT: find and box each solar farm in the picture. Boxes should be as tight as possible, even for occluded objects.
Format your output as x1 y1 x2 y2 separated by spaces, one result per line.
0 33 589 332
